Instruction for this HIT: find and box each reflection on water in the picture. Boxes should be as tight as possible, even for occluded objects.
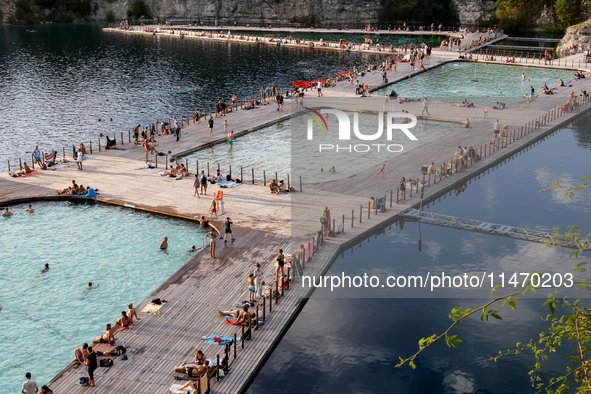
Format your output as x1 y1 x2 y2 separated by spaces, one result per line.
180 112 459 183
248 113 591 393
0 22 381 170
374 62 575 105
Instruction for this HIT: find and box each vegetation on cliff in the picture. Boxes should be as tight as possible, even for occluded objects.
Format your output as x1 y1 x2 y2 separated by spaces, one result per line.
379 0 460 26
494 0 589 30
7 0 93 24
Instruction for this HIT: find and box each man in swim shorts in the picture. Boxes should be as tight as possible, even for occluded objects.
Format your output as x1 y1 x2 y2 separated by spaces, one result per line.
3 207 13 216
128 303 140 323
173 360 209 377
160 236 168 249
227 131 234 149
493 119 500 140
224 217 234 244
33 146 42 167
92 324 115 346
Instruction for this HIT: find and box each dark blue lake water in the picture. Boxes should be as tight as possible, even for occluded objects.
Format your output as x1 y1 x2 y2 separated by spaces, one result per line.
248 115 591 393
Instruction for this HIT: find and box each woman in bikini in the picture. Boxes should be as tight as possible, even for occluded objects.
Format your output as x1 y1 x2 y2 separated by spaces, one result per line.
194 350 206 365
275 249 285 282
207 229 216 258
399 177 406 200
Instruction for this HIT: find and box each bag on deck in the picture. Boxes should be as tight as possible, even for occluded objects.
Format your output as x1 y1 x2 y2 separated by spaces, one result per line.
100 359 113 367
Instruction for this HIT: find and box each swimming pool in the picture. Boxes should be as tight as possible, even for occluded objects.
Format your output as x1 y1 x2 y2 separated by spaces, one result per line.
374 62 576 104
179 112 460 183
0 201 208 393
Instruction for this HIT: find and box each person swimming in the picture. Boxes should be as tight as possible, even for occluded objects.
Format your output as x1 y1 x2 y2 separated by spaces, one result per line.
186 245 198 254
40 263 50 274
86 282 99 291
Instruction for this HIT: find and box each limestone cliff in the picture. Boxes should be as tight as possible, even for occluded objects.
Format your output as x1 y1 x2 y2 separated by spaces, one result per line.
453 0 497 25
2 0 499 26
557 19 591 53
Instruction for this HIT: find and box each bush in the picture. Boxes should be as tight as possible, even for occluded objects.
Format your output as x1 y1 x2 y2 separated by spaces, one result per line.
12 0 42 24
379 0 460 25
127 0 151 20
554 0 581 27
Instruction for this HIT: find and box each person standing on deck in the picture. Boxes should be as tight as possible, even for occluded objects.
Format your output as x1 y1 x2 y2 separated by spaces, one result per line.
421 97 430 115
317 80 323 97
493 119 500 140
254 263 264 298
207 229 216 258
193 175 201 198
76 148 84 170
21 372 38 394
208 117 214 136
200 170 208 195
33 146 42 167
224 217 234 244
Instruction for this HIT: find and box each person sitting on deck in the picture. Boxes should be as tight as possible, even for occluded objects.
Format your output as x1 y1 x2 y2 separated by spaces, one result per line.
160 165 178 177
194 350 206 365
21 162 32 174
278 180 287 194
105 136 116 150
173 360 209 378
180 164 189 177
463 118 471 128
92 324 116 346
269 180 278 194
144 140 156 154
116 311 132 330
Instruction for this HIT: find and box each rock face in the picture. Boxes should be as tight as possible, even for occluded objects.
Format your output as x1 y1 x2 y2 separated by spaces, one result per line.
452 0 497 25
96 0 384 25
557 19 591 53
2 0 501 26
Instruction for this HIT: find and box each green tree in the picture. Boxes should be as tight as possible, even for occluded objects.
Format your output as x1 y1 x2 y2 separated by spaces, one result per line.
106 10 116 22
398 176 591 393
126 0 151 20
379 0 459 26
554 0 581 27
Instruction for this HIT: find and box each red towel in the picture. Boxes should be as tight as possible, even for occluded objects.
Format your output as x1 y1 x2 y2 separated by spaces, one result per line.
23 171 41 177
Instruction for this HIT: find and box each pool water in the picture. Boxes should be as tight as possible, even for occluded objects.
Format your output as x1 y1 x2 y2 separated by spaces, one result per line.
375 62 576 104
0 201 208 393
247 112 591 392
179 112 459 183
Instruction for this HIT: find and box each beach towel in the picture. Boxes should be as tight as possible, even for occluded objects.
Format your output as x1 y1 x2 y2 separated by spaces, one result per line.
204 334 241 345
141 302 163 313
83 157 93 161
94 343 119 361
225 319 248 326
23 170 41 177
44 152 54 162
219 182 239 189
169 384 193 393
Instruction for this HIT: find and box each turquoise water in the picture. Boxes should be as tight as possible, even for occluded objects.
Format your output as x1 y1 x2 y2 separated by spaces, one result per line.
375 62 576 104
180 112 459 183
0 201 208 392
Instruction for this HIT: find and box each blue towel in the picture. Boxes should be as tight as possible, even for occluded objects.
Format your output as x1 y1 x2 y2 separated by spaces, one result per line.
205 334 241 345
217 179 230 185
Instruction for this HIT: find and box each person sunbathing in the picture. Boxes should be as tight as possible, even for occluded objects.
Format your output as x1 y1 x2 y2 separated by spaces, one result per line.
161 165 178 177
57 186 72 195
173 360 209 378
180 164 189 177
92 324 116 346
116 311 132 329
22 162 32 174
218 305 255 324
144 141 156 154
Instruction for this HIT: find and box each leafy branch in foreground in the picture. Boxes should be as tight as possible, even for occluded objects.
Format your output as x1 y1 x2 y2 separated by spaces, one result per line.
397 176 591 393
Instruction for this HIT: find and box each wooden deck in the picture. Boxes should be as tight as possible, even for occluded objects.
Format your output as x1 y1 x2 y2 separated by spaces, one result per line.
45 224 342 394
4 28 591 394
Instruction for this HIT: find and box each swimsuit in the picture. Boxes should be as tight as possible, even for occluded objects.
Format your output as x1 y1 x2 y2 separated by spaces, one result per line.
277 255 285 267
